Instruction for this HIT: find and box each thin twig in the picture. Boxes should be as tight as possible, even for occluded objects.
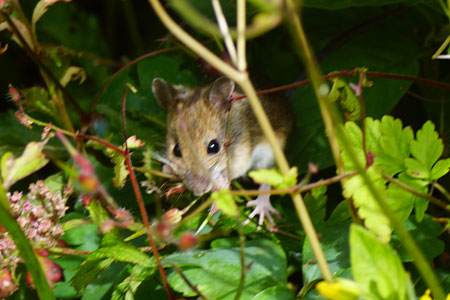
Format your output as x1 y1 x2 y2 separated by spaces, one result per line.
230 171 358 197
382 173 450 212
212 0 237 66
432 181 450 202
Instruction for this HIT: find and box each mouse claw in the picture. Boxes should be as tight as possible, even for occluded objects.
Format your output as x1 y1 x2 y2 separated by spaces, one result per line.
243 183 280 230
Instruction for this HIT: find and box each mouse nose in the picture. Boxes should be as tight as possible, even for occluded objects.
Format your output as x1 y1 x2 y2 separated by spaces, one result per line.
186 173 212 196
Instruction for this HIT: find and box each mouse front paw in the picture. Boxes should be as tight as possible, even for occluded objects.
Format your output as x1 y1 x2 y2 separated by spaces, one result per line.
243 183 280 230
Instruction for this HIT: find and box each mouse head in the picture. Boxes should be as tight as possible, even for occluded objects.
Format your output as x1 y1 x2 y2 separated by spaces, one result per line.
152 77 237 196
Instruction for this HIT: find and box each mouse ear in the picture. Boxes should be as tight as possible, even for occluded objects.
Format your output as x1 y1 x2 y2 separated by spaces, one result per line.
208 77 235 109
152 78 176 111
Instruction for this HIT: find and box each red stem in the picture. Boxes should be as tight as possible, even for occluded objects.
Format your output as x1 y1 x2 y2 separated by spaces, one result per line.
233 69 450 100
76 134 126 155
121 88 174 299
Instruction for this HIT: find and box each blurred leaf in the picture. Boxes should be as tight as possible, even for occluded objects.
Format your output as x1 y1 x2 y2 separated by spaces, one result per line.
111 265 154 300
250 285 296 300
350 225 410 300
391 214 444 262
71 258 114 291
163 239 287 299
211 189 238 217
249 167 297 189
1 139 50 190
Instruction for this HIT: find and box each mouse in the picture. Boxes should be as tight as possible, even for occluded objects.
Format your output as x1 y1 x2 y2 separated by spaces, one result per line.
152 76 293 226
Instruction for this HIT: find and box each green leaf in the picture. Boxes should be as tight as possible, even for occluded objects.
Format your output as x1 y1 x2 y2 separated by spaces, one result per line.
391 214 444 262
343 167 392 242
111 265 154 300
350 225 410 300
89 244 154 268
250 285 296 300
163 239 287 299
211 189 238 217
304 186 327 224
248 167 297 189
303 221 350 283
371 116 414 176
1 140 50 190
106 148 129 188
406 121 443 180
71 258 114 291
430 158 450 180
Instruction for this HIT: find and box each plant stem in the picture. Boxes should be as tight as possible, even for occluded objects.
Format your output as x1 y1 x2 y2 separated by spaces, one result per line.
383 174 450 212
237 0 246 71
432 181 450 202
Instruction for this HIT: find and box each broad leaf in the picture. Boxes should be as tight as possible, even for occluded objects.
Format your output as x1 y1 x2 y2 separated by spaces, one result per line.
350 225 411 300
163 239 287 300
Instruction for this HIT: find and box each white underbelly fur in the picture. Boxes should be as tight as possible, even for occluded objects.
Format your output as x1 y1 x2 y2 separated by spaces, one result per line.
250 143 275 170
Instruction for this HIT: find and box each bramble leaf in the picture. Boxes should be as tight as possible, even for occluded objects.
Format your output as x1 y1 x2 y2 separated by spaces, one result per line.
343 167 391 242
350 225 411 300
375 116 413 176
211 189 238 217
406 121 443 180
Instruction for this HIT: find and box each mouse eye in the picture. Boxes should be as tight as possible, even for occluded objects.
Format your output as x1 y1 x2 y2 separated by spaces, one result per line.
207 139 220 155
173 143 182 157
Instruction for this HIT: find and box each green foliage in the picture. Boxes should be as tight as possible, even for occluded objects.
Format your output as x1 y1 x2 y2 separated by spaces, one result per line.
350 225 413 300
163 239 293 300
340 116 450 241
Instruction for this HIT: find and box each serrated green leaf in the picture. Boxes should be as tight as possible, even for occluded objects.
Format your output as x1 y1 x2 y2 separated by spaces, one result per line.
339 121 365 171
90 244 153 268
343 167 391 242
1 140 50 190
350 225 409 300
342 83 361 121
211 189 238 217
406 121 443 180
248 167 297 189
163 239 287 299
106 148 129 188
112 265 154 300
430 158 450 180
375 116 413 176
71 258 114 291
